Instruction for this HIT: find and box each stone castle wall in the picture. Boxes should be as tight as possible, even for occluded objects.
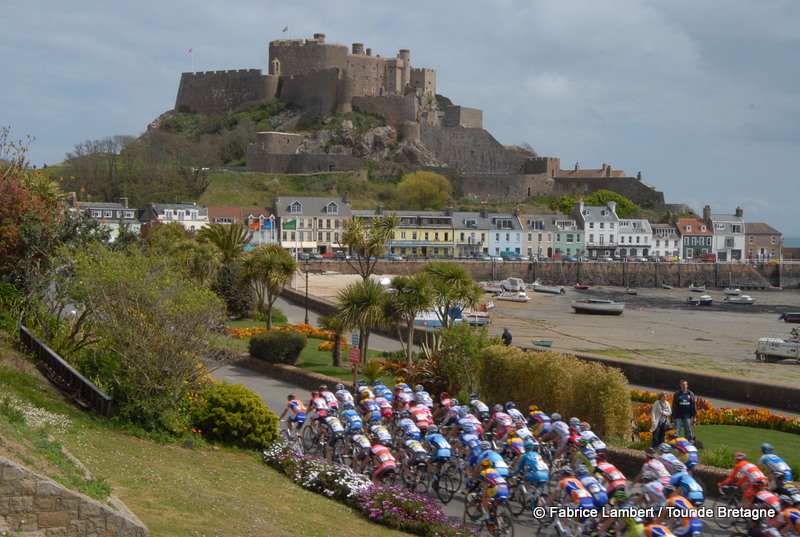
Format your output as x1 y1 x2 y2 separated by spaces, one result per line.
455 174 555 202
252 132 305 155
245 151 365 174
175 69 277 116
554 177 666 210
443 106 483 129
278 68 345 115
420 124 526 175
351 95 418 127
0 456 147 536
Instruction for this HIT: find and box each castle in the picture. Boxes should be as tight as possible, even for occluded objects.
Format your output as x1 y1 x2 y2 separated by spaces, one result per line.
174 33 665 210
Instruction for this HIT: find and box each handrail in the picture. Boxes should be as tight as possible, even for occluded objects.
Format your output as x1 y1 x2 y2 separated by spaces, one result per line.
18 325 113 417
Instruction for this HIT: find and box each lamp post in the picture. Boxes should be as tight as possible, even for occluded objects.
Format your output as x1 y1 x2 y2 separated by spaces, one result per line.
304 259 310 325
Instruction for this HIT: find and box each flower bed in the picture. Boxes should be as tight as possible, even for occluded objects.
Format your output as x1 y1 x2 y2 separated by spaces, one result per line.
263 442 478 537
630 389 800 440
226 323 341 342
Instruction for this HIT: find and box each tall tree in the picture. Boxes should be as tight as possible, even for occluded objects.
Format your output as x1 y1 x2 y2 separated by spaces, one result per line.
196 221 253 264
396 171 452 210
339 213 399 281
239 244 297 329
318 314 348 367
383 274 432 366
419 262 483 329
336 278 387 365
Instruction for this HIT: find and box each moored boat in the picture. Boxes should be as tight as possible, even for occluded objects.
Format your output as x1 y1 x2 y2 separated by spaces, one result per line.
530 339 553 347
779 312 800 323
573 284 590 290
531 280 566 295
661 283 673 289
755 328 800 362
571 299 625 315
688 284 706 292
494 291 532 302
723 287 742 296
687 295 713 306
625 287 638 295
724 295 756 305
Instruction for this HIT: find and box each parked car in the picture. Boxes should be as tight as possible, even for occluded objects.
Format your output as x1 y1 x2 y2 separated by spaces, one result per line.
490 256 504 262
387 253 403 261
562 255 578 262
634 256 648 262
332 251 350 260
515 255 531 261
598 255 614 262
576 256 589 262
309 252 324 260
297 252 310 260
473 253 492 261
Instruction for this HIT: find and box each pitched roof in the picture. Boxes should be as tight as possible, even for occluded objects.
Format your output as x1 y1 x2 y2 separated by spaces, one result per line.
745 222 781 235
676 218 712 235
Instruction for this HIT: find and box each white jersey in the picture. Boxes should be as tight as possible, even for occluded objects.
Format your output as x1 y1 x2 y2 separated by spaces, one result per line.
642 459 672 485
581 430 606 451
335 389 354 405
507 407 526 425
551 421 570 438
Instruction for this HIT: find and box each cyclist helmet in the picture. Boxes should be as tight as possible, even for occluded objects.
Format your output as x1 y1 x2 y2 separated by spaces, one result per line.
440 391 450 399
343 401 355 410
523 441 537 452
664 428 677 437
613 489 628 502
480 441 492 451
773 470 786 481
505 401 516 409
575 463 589 475
451 398 460 406
398 410 409 419
761 443 775 454
642 469 658 482
569 417 581 427
658 443 672 454
415 384 424 392
754 479 767 490
662 485 676 497
469 393 479 401
528 404 538 412
595 452 608 461
580 422 591 431
507 429 517 438
645 447 657 458
459 407 470 417
557 467 574 477
427 425 438 434
734 452 747 461
374 380 383 386
481 458 493 467
287 393 296 400
358 380 367 386
672 462 687 473
551 412 562 422
493 404 503 413
319 384 328 391
779 495 794 509
311 391 320 398
335 383 344 391
576 437 589 448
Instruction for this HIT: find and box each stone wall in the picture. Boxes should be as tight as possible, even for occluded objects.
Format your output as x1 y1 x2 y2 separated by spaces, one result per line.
420 124 526 175
351 94 418 128
174 70 277 116
278 68 343 115
0 457 147 536
456 174 555 202
553 176 666 211
245 150 365 174
251 132 305 155
443 106 483 129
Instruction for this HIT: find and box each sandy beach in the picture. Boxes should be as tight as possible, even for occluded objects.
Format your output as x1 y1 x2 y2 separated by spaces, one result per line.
295 271 800 386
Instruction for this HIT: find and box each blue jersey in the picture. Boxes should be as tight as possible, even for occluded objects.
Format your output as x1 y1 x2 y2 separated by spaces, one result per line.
475 450 509 477
373 385 393 402
578 473 609 508
341 408 363 434
759 453 793 481
424 433 452 460
670 472 704 505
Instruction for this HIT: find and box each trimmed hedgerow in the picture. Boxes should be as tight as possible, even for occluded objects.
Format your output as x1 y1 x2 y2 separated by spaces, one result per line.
248 330 307 364
192 383 278 449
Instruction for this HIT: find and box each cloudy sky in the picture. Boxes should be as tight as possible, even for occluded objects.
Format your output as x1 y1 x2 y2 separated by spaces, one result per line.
3 1 798 236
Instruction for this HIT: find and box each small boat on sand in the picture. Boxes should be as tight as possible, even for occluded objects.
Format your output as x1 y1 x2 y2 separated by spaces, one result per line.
661 283 673 290
724 287 742 296
571 299 625 316
687 295 713 306
573 284 590 290
724 295 756 305
530 339 553 347
532 280 566 295
493 291 532 302
688 284 706 292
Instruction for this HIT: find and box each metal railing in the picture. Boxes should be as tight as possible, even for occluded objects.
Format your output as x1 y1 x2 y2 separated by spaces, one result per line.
18 325 113 417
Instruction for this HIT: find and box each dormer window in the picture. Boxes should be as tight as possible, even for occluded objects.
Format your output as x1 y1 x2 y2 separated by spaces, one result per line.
583 210 590 216
465 219 477 228
700 226 706 232
601 210 608 216
325 202 339 214
290 201 302 214
686 225 692 232
91 210 102 218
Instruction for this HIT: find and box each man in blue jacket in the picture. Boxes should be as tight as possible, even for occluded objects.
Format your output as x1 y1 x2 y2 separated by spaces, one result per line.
670 380 697 441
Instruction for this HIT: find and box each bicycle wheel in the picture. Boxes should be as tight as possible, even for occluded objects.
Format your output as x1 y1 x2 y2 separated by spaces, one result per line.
301 425 316 452
464 492 483 522
713 494 738 529
491 510 515 537
330 442 344 465
442 460 464 491
415 464 430 494
507 482 528 517
435 473 456 504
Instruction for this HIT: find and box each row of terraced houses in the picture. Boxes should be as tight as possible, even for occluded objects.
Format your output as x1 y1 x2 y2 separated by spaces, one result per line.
66 193 783 262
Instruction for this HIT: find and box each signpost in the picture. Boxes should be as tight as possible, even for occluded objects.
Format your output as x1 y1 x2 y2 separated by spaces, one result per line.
348 347 361 387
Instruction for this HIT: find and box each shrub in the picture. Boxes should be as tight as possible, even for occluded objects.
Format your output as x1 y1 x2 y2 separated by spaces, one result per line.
248 330 307 364
192 383 278 449
478 346 632 439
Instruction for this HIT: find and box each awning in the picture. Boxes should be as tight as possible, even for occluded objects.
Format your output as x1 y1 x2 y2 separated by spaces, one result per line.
388 241 454 248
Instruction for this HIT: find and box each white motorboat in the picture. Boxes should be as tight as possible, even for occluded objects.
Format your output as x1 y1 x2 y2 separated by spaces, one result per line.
570 299 625 315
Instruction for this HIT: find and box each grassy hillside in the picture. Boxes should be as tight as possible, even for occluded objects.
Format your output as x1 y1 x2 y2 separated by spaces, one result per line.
0 335 410 537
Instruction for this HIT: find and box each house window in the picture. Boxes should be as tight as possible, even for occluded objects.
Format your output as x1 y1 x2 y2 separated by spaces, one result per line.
566 234 574 243
505 233 510 242
609 223 614 229
424 233 429 241
556 234 561 242
749 236 754 244
771 236 776 244
434 232 439 241
444 232 449 241
609 234 614 243
589 223 594 229
402 232 407 239
325 203 338 214
656 239 660 247
700 226 706 232
538 233 542 242
91 210 102 218
123 210 135 219
589 234 594 244
326 232 331 242
716 223 725 230
686 225 692 232
290 202 302 214
103 210 113 218
412 232 417 240
599 223 605 230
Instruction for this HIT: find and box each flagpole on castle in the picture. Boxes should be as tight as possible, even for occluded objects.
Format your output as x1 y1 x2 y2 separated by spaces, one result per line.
188 48 194 71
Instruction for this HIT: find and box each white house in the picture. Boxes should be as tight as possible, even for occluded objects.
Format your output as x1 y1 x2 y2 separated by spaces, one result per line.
570 200 620 259
704 205 746 261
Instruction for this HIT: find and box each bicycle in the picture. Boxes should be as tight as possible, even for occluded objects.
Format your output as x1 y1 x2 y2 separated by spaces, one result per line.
431 457 462 504
400 458 430 494
463 491 515 536
506 475 543 517
714 485 747 533
279 420 303 452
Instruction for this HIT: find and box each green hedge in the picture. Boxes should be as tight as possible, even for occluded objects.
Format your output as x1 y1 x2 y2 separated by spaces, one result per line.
249 330 307 364
478 345 632 439
192 383 278 449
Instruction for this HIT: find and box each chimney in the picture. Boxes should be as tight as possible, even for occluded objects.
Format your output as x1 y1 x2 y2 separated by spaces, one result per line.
479 208 489 219
636 171 642 181
366 48 372 56
735 206 743 218
573 199 584 216
513 205 520 217
575 162 580 171
607 201 617 215
606 165 612 177
703 205 711 223
119 197 128 208
342 191 350 204
352 43 365 55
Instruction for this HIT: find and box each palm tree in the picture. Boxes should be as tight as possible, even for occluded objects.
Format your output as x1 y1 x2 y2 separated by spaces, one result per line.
383 274 432 366
196 222 253 264
420 262 483 329
318 315 349 367
336 278 387 365
239 244 297 329
338 213 400 281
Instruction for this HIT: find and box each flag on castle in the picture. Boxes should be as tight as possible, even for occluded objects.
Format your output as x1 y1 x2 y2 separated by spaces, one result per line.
188 48 193 54
282 26 288 32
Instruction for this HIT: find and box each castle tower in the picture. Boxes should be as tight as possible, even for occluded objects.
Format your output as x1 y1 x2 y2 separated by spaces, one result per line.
270 58 281 76
399 49 411 89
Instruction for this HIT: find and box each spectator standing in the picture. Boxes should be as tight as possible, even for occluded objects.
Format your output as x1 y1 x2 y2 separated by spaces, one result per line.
650 392 672 447
670 380 697 441
501 328 512 346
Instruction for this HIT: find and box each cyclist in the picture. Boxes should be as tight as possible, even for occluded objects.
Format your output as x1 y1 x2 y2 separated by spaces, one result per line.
527 405 552 438
665 429 699 471
768 496 800 535
580 422 608 455
393 384 414 411
322 414 346 460
634 447 672 486
397 432 431 485
543 412 572 459
657 443 685 474
423 425 452 488
440 397 462 426
359 395 382 424
469 458 509 522
340 401 364 435
657 485 703 537
594 489 646 537
670 465 705 506
395 410 422 440
545 467 595 533
594 453 628 497
356 380 375 402
771 471 800 507
510 440 549 491
413 384 434 409
515 423 537 445
501 429 526 464
570 436 598 472
759 444 794 491
368 422 394 449
718 452 769 509
319 384 339 415
432 392 454 422
468 393 491 423
575 462 609 510
347 432 373 471
374 393 393 421
485 404 515 443
449 406 477 440
643 523 675 537
408 400 433 436
306 391 330 439
750 480 782 515
472 441 510 479
365 436 397 485
635 469 667 509
334 383 355 406
372 380 393 403
505 401 527 426
278 393 307 434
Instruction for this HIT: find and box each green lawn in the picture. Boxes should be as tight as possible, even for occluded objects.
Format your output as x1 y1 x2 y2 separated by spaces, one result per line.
692 424 800 476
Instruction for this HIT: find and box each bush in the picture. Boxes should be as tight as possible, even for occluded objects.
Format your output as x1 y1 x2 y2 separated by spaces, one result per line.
477 346 632 439
192 383 278 449
249 330 307 364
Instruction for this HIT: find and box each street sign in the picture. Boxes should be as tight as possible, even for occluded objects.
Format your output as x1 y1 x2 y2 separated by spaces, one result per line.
351 333 359 347
348 348 361 364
